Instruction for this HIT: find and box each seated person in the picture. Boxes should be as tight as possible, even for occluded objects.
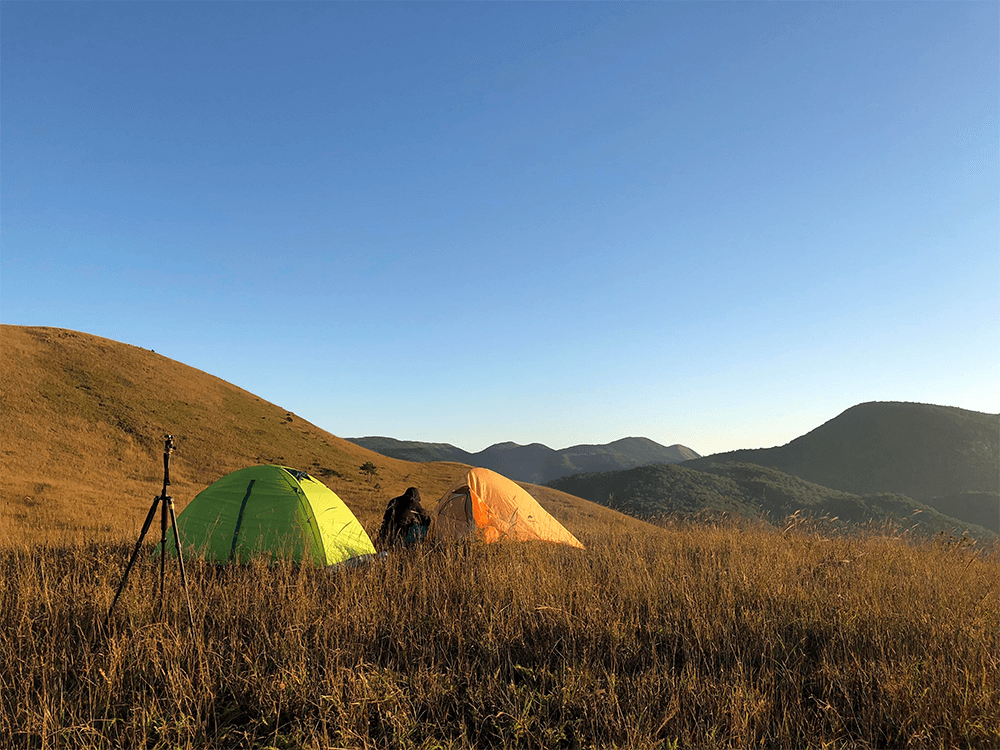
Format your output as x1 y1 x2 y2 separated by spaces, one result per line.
377 487 431 547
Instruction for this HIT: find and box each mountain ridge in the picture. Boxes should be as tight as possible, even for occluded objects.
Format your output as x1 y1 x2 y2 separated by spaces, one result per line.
348 435 699 484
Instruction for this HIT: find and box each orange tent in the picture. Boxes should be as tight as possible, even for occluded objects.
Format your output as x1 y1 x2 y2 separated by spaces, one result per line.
431 467 584 549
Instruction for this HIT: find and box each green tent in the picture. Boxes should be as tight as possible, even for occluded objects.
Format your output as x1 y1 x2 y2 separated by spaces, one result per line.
168 465 375 566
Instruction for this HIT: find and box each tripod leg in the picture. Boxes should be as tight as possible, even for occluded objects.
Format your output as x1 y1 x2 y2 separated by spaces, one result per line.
166 497 196 632
156 493 169 615
105 495 161 630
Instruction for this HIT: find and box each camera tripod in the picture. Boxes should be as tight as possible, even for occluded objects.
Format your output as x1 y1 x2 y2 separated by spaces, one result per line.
105 435 195 631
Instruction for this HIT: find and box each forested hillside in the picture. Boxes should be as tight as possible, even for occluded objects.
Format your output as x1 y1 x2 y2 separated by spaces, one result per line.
550 462 998 542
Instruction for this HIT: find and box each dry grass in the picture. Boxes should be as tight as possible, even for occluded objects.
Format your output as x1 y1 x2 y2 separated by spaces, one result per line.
2 520 997 749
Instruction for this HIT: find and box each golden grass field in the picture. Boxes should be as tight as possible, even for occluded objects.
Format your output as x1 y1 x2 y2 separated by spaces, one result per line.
3 522 997 749
2 325 998 748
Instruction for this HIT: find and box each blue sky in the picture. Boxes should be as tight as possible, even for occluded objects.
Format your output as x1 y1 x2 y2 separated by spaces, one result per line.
3 2 997 456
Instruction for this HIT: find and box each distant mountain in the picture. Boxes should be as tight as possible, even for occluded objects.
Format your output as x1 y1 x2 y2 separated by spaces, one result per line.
548 462 998 543
347 436 700 484
565 437 701 472
475 442 567 485
922 491 1000 536
684 402 999 533
345 437 475 465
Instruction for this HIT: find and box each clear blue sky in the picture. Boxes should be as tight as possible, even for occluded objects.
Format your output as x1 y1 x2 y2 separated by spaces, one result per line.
3 2 997 456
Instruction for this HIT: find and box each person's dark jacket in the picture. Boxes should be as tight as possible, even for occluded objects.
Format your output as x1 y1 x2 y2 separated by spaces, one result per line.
377 487 430 547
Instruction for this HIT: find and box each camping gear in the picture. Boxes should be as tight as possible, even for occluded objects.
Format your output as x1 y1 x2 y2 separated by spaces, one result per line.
107 435 195 631
431 467 584 549
167 465 376 566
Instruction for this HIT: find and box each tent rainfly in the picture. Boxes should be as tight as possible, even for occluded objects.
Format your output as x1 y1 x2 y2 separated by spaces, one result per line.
167 465 376 566
430 467 584 549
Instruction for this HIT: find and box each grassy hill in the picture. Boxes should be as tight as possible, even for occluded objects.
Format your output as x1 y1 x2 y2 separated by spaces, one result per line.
0 325 647 544
349 434 700 484
549 462 998 542
684 402 999 531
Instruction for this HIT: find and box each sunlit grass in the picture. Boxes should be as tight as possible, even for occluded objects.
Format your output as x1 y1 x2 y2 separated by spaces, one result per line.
2 519 997 749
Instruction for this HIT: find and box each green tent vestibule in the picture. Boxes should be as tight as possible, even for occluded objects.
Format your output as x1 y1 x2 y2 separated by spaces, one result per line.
168 465 376 567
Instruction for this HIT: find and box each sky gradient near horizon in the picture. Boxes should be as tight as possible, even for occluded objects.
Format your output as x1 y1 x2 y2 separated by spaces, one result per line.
3 2 998 456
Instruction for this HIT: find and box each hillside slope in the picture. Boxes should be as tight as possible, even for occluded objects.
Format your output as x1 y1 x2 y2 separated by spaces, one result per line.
549 462 998 542
685 402 999 531
0 326 648 544
344 437 475 465
349 434 700 484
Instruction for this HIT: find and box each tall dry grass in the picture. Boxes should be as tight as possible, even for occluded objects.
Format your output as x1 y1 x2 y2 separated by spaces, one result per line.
1 523 997 749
